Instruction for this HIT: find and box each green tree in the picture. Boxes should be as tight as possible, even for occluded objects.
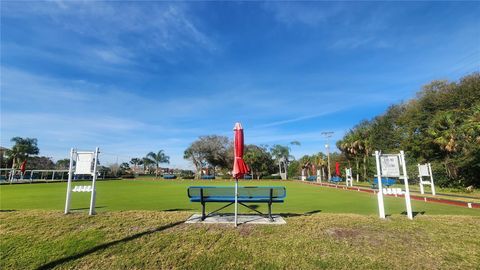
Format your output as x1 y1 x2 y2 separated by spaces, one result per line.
130 158 141 172
56 159 71 170
244 144 274 179
147 150 170 178
184 135 231 178
6 137 40 173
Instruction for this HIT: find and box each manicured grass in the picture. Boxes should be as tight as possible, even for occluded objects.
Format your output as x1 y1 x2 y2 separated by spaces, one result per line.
1 210 479 269
1 179 478 216
1 180 479 269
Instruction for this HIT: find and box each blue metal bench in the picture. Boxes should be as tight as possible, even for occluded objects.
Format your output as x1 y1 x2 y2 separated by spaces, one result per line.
201 175 215 180
187 186 286 221
330 176 342 183
306 176 317 181
163 174 177 179
371 178 396 188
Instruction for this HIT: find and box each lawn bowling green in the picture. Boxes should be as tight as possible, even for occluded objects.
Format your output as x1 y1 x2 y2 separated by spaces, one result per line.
1 179 478 216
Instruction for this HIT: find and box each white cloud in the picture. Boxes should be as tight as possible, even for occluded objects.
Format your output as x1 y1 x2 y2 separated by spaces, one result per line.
264 2 346 27
2 1 217 67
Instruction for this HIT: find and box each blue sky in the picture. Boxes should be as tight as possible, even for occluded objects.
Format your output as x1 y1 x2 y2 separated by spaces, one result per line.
1 1 479 168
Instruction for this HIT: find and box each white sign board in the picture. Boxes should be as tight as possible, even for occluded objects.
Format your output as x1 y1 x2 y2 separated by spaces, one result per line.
418 164 430 177
75 153 93 175
380 156 400 177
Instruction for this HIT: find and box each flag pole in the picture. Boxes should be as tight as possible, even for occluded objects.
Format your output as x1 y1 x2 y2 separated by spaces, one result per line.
234 177 238 227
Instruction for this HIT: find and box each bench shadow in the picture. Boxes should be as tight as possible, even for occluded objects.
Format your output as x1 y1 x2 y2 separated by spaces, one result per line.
0 209 16 212
35 220 185 270
401 211 425 218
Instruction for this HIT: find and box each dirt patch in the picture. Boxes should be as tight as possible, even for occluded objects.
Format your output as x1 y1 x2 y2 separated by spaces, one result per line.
237 225 256 236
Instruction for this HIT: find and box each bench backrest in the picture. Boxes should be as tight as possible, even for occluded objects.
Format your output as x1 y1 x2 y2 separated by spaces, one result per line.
373 178 396 186
188 186 286 199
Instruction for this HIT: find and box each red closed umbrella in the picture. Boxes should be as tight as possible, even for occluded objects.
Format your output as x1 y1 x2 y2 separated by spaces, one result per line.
335 162 341 177
232 122 249 226
233 123 249 178
20 160 27 173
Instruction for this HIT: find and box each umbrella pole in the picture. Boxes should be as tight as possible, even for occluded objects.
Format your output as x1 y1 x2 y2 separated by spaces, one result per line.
234 177 238 227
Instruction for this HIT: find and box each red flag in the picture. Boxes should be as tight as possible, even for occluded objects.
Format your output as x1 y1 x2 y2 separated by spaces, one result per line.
20 160 27 173
232 123 249 178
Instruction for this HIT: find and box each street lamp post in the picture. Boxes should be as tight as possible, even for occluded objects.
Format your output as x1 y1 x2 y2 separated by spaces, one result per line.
325 144 331 180
321 131 334 181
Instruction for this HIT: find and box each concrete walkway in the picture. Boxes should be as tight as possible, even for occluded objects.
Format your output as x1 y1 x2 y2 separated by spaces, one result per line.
185 214 286 225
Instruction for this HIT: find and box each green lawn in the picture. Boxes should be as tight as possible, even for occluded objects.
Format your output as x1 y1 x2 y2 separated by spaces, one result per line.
1 179 478 216
1 211 479 269
1 179 479 269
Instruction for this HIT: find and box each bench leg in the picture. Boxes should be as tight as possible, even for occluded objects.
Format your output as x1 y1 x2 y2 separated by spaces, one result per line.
201 202 206 221
268 203 273 222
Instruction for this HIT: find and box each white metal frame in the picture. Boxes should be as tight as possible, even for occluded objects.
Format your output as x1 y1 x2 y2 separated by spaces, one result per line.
345 168 353 187
374 150 413 220
64 147 100 216
418 163 436 196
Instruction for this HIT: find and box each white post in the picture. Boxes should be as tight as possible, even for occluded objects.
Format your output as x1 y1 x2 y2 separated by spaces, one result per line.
64 148 75 214
401 151 413 220
234 178 238 227
418 164 425 195
375 151 386 219
428 163 436 196
89 147 99 216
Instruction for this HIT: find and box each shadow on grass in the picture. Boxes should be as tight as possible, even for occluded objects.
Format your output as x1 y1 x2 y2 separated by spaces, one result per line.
0 209 16 212
401 211 425 218
70 206 106 211
36 220 185 270
279 210 322 218
163 208 193 212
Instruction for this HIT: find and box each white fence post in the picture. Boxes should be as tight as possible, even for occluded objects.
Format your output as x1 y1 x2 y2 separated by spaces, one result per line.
64 148 75 214
401 151 413 220
374 151 386 219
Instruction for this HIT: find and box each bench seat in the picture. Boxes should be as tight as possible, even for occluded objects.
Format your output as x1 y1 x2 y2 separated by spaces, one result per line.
187 186 286 221
189 196 285 203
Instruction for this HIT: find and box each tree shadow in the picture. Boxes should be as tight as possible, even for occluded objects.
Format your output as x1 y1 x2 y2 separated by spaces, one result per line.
36 220 185 270
278 210 322 218
303 210 322 216
163 208 192 212
70 206 106 211
401 211 425 218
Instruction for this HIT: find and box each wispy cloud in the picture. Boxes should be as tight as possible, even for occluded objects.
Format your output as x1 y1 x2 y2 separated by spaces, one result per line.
2 1 217 68
264 2 346 27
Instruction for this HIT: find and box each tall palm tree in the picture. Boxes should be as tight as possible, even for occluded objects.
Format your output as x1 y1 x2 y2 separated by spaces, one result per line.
147 150 170 178
6 137 39 181
6 137 40 168
129 158 141 172
141 157 152 174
